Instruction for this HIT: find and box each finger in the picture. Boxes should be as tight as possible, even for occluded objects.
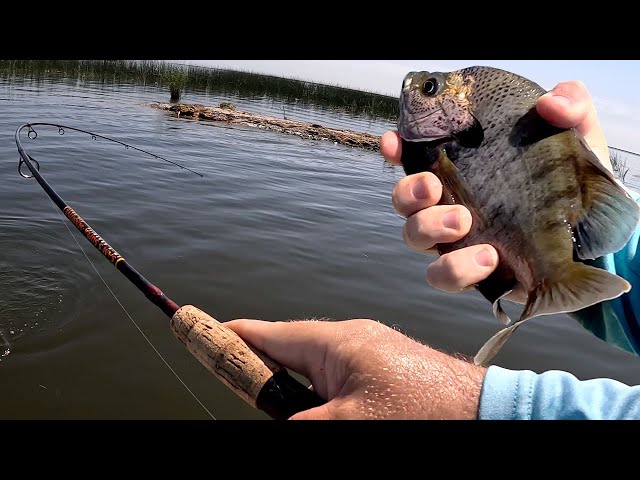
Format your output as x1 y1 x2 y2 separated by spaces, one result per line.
391 172 443 217
403 205 472 252
224 319 336 381
536 81 593 131
380 131 402 165
426 244 498 292
536 80 611 169
289 403 333 420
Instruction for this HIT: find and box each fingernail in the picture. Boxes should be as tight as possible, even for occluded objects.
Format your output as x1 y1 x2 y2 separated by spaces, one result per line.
544 90 571 107
412 179 429 200
474 248 495 268
442 210 459 230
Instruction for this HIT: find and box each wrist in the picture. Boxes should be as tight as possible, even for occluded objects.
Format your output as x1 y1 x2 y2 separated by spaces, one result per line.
443 353 487 419
418 348 487 420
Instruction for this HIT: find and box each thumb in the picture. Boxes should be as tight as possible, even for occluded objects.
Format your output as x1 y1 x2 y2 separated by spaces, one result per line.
536 81 593 131
536 80 611 169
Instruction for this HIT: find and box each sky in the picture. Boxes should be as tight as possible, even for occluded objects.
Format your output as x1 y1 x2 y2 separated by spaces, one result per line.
176 60 640 154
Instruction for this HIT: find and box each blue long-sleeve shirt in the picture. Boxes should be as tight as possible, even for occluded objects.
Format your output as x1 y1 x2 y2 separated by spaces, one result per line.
478 183 640 420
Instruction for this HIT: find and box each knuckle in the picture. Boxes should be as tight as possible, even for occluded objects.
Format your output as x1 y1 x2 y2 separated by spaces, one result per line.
404 213 433 250
391 180 410 216
427 252 468 292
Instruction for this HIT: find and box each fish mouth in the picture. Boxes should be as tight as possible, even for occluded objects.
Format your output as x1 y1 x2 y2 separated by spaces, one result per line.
399 127 453 146
398 105 454 146
404 137 452 149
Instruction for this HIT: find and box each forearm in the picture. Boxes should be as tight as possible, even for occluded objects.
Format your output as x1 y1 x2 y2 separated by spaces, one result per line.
479 365 640 420
367 336 487 420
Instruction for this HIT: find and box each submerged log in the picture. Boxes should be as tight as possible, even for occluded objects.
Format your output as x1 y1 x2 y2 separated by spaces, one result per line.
147 102 383 151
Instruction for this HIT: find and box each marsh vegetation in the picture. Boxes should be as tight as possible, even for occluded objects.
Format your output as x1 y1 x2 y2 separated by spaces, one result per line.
610 149 630 184
0 60 399 119
2 59 636 186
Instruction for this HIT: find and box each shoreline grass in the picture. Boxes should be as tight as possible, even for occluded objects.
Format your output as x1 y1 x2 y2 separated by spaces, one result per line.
2 60 637 178
0 59 400 120
611 149 630 184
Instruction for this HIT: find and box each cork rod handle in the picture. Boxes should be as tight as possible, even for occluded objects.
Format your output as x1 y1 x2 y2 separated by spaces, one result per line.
170 304 324 420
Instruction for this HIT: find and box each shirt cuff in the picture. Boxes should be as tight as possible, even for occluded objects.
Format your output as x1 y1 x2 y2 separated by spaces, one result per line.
478 365 537 420
478 364 640 420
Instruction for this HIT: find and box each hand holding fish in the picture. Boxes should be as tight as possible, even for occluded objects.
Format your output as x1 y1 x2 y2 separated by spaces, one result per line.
225 73 640 421
382 72 638 366
382 80 612 301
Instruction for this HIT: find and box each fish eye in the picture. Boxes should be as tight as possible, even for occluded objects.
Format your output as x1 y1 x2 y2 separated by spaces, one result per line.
421 78 439 96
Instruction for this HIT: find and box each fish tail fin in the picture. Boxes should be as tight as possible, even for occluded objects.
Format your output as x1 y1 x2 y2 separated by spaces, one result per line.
473 263 630 367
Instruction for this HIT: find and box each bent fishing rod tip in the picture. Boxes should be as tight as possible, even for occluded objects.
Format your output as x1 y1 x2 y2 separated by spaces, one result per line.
14 122 325 420
15 123 204 178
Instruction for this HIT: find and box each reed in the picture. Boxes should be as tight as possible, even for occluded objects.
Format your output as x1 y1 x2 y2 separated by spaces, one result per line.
610 149 630 184
0 59 399 119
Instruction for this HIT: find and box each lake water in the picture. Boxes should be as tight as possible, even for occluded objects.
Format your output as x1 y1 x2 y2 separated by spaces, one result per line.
1 75 639 419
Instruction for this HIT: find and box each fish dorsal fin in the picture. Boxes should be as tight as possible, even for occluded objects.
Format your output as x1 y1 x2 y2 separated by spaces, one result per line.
474 262 631 366
572 135 640 260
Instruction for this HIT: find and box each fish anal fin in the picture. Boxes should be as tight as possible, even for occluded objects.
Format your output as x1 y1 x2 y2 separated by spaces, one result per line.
474 323 519 366
474 263 518 325
474 263 630 366
521 263 630 321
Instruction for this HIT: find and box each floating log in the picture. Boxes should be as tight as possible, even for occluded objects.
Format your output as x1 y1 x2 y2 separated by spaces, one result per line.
147 102 383 151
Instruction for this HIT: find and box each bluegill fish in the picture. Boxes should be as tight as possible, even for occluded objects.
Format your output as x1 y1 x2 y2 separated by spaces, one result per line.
397 66 640 366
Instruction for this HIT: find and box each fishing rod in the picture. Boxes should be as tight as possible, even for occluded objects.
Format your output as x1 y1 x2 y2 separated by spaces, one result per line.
15 123 324 420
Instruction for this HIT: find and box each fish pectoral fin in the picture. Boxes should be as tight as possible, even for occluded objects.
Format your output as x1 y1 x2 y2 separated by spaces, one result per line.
434 149 486 226
474 263 630 367
474 323 520 366
573 144 640 260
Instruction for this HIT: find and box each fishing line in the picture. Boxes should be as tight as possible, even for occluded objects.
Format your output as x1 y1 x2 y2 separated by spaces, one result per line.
49 196 216 419
15 122 325 420
20 123 213 417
